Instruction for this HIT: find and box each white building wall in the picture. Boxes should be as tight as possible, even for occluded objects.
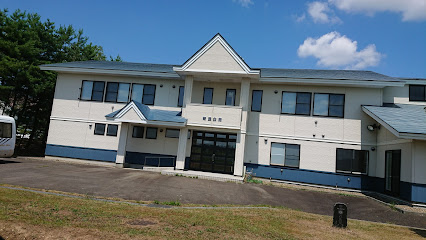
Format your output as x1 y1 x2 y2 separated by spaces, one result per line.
245 84 381 174
191 81 241 106
51 73 184 121
413 140 426 184
383 85 426 106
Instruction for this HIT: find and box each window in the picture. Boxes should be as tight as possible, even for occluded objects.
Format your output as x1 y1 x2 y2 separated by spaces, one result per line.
105 82 130 103
336 148 368 174
146 127 158 139
178 86 185 107
270 143 301 168
131 84 156 105
203 88 213 104
0 122 12 138
165 129 180 138
281 92 311 115
106 124 118 136
80 81 105 101
313 93 345 118
225 89 236 106
251 90 263 112
132 126 144 138
94 123 106 135
409 85 426 101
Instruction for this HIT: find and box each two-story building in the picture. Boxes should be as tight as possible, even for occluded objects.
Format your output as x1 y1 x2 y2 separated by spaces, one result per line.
40 34 426 204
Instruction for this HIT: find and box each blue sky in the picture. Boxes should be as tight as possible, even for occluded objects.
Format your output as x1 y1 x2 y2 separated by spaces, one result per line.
2 0 426 78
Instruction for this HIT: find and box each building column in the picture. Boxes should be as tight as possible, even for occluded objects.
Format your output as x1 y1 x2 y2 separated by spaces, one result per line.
233 78 251 176
182 75 193 117
176 128 189 170
115 123 129 165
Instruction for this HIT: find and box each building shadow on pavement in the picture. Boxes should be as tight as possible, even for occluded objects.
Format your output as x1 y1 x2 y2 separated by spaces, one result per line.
0 160 20 164
411 228 426 238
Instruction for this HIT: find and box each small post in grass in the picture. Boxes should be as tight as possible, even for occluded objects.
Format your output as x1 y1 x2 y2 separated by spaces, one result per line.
333 203 347 228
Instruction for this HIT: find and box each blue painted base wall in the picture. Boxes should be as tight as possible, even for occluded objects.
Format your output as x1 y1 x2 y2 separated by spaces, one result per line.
245 163 426 204
45 144 117 162
125 151 176 167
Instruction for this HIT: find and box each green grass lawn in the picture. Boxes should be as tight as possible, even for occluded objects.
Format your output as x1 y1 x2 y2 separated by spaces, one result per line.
0 187 423 240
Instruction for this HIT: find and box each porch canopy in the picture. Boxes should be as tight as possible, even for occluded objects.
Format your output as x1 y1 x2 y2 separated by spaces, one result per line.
105 101 186 127
362 103 426 140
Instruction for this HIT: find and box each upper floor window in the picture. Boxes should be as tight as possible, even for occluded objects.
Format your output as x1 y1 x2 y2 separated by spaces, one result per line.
336 148 368 174
409 85 426 101
281 92 311 115
225 89 236 106
203 88 214 104
270 143 300 168
146 127 158 139
251 90 263 112
313 93 345 118
80 81 105 101
105 82 130 103
178 86 185 107
131 84 156 105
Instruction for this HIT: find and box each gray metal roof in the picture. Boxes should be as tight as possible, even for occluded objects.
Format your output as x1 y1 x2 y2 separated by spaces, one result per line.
363 104 426 135
41 61 179 75
106 101 186 123
260 68 401 82
40 61 405 82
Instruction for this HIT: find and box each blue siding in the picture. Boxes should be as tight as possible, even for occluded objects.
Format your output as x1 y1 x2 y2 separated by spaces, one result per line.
45 144 117 162
245 163 426 204
411 183 426 203
125 151 176 167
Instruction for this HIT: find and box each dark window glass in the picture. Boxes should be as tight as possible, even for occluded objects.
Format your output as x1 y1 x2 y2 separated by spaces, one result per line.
203 88 213 104
146 127 158 139
105 82 118 102
165 129 180 138
132 126 144 138
80 81 105 101
314 93 345 118
92 81 105 101
336 149 352 172
336 148 368 174
106 124 118 136
282 92 311 115
409 85 426 101
285 144 300 168
251 90 263 112
0 122 12 138
142 85 156 105
94 123 106 135
178 86 185 107
225 89 236 106
329 94 345 117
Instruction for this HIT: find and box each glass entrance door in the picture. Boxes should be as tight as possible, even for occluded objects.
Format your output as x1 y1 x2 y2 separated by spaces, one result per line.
189 131 237 175
385 150 401 197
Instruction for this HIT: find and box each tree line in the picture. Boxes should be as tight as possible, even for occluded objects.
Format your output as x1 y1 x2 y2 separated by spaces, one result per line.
0 9 121 155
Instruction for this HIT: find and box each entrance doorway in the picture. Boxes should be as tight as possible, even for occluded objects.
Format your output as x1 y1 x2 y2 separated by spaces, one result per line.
385 150 401 197
189 131 237 175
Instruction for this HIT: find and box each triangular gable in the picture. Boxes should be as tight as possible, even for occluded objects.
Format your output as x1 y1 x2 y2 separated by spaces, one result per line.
113 101 148 123
175 33 259 75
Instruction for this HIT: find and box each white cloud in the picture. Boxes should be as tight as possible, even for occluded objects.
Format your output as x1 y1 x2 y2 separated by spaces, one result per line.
308 1 341 24
297 32 382 69
233 0 254 8
295 13 306 22
329 0 426 21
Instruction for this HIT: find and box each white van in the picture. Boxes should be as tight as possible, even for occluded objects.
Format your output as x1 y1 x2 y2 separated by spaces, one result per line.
0 116 16 157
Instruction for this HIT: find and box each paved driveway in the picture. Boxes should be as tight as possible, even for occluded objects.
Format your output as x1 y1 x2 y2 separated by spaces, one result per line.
1 157 425 229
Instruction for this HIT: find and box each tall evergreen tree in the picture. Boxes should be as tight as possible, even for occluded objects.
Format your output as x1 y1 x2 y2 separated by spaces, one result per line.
0 9 112 155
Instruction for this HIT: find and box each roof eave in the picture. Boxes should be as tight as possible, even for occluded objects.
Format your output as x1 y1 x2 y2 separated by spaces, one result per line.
261 77 405 88
40 66 181 79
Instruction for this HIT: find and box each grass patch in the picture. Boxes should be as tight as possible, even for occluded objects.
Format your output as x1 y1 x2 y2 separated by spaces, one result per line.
246 179 263 184
0 187 423 239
